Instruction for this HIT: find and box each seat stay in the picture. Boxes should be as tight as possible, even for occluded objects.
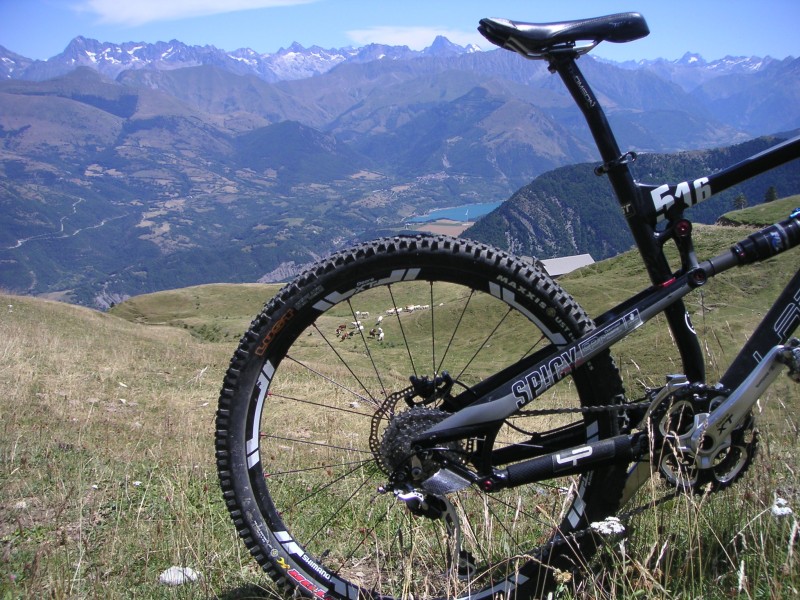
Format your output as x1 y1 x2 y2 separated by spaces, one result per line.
479 13 649 58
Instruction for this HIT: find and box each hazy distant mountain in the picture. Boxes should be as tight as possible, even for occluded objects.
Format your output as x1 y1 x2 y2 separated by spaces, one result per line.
5 36 480 83
1 35 798 307
0 45 33 79
609 52 786 90
691 57 800 135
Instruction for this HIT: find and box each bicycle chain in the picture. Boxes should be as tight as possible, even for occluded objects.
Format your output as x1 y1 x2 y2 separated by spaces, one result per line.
517 396 651 416
369 385 707 561
369 385 660 555
367 358 772 567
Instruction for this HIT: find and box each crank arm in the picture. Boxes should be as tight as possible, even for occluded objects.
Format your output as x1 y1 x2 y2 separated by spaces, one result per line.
685 340 799 469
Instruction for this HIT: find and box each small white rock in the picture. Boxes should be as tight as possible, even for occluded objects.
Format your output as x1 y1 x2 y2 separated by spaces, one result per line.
159 566 201 586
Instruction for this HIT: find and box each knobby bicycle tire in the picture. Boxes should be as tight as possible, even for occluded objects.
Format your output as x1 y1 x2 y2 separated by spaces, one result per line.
216 234 628 599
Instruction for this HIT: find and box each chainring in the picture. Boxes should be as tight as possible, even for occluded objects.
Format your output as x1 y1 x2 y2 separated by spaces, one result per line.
652 386 759 493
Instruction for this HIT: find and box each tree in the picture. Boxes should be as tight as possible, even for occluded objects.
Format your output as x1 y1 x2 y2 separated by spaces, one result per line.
733 193 748 211
764 186 778 203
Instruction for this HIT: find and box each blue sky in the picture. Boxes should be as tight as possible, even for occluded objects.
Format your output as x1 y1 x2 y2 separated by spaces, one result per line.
1 0 798 63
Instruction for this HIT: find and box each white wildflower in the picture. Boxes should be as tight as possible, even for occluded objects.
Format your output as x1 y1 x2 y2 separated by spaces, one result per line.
590 516 625 535
772 497 793 517
132 481 142 487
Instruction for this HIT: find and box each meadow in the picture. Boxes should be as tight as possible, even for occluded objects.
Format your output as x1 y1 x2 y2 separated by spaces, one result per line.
1 199 798 598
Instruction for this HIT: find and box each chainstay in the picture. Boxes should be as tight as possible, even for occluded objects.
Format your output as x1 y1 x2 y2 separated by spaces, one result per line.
468 394 661 563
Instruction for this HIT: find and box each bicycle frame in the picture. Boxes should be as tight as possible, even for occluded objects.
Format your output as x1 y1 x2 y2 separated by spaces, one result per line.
413 52 800 491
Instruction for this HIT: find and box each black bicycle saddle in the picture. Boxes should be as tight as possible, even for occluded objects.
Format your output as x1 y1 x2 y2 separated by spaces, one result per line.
479 13 649 57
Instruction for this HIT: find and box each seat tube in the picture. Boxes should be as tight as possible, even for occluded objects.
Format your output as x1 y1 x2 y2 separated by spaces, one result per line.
550 54 705 382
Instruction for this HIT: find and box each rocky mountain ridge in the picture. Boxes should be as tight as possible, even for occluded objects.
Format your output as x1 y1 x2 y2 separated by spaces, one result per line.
0 35 480 83
1 35 790 88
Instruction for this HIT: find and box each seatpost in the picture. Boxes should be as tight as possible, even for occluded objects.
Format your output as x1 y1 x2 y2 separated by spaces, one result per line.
549 55 655 259
548 54 705 382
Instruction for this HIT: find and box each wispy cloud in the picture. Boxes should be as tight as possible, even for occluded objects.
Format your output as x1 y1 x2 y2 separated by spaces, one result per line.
347 26 484 51
77 0 318 26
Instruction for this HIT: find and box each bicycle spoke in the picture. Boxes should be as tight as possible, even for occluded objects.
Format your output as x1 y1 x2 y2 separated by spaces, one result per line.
265 459 372 479
302 471 375 538
436 288 475 375
333 498 392 573
521 332 549 361
302 329 381 407
268 390 374 418
261 433 372 455
455 306 514 380
429 281 436 375
346 299 389 401
387 283 417 378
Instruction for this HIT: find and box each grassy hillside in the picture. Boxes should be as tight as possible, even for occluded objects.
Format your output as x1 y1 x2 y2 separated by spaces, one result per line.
108 282 281 343
0 295 261 598
716 194 800 227
1 217 798 598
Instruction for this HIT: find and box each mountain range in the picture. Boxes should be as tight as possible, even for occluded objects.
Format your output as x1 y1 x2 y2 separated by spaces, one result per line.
0 35 480 82
1 36 798 307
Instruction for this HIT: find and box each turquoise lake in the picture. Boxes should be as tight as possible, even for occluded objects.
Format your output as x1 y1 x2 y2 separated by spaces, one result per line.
407 201 502 223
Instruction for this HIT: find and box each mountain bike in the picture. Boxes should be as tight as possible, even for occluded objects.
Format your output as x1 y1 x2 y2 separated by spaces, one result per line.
215 12 800 599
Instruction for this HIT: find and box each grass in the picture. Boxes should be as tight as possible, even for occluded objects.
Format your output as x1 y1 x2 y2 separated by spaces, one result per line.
0 206 798 598
0 296 274 598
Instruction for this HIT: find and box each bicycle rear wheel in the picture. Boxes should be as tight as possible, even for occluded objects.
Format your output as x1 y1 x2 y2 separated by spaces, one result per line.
216 235 627 599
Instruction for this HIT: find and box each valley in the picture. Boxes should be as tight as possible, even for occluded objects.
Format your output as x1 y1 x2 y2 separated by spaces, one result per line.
1 36 798 307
